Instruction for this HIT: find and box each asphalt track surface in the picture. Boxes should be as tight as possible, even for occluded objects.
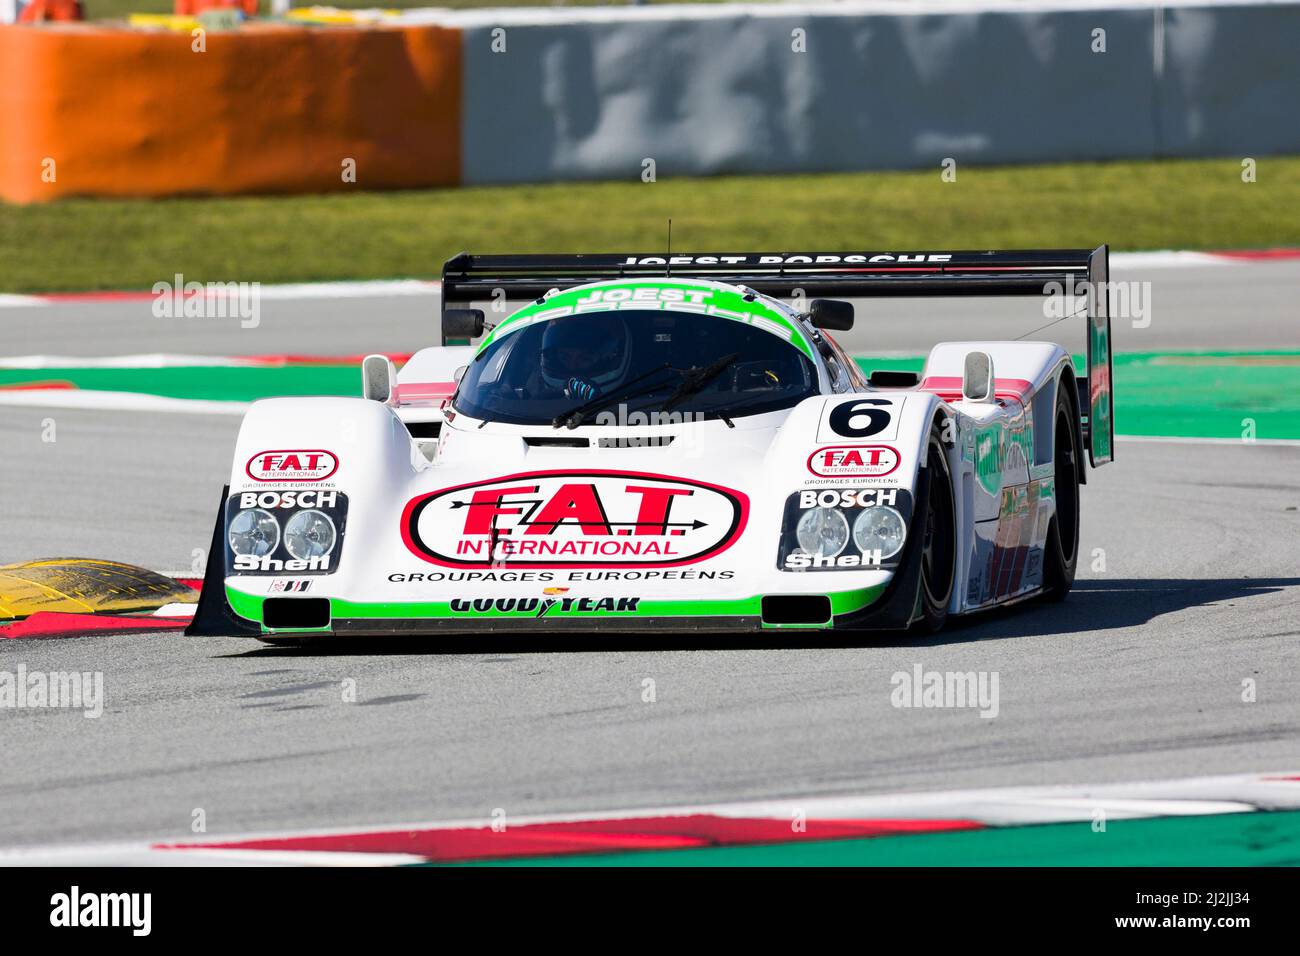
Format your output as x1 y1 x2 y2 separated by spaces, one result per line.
1 260 1297 849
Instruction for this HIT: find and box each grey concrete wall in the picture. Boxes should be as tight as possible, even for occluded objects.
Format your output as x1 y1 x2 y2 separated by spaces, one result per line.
452 2 1297 184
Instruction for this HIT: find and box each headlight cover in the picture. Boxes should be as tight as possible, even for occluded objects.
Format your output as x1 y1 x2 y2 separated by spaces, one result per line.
795 506 850 558
283 509 337 560
852 505 906 560
778 487 912 571
224 490 349 575
228 508 280 556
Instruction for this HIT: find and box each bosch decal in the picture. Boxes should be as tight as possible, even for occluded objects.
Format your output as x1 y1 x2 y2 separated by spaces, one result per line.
245 449 339 483
807 445 901 478
777 487 913 572
401 470 748 568
224 490 348 576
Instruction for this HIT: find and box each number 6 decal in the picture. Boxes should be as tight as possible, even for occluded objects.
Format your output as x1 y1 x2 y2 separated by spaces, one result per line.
828 398 892 438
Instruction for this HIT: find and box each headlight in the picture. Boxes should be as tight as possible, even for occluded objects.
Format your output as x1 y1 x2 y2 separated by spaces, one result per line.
229 508 280 556
283 509 337 560
852 506 906 560
796 507 849 558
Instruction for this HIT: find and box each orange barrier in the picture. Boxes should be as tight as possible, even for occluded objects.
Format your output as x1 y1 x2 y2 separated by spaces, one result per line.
0 23 461 203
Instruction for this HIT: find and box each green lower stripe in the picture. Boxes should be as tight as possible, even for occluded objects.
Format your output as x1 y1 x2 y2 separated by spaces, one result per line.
227 584 885 625
449 809 1300 867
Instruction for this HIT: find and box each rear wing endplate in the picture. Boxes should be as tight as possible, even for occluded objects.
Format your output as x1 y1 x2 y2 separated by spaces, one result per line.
441 246 1114 465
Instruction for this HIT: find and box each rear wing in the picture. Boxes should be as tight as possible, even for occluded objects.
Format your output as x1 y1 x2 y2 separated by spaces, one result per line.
440 247 1113 465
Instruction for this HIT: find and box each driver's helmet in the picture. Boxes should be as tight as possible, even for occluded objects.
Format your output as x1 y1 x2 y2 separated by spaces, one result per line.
539 316 631 393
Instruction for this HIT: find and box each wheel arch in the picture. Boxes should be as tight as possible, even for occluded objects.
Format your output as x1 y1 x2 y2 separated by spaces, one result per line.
1054 364 1086 487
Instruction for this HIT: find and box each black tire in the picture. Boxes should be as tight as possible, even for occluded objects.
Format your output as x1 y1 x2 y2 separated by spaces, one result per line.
915 426 957 632
1042 384 1081 601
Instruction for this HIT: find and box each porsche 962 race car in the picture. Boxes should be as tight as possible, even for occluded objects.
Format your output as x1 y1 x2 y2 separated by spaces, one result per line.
188 248 1115 640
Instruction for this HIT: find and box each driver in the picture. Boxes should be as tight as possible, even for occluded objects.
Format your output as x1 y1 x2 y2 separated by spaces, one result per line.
538 317 631 401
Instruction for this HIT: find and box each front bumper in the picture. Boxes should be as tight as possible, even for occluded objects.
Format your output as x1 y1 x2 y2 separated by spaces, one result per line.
211 584 893 637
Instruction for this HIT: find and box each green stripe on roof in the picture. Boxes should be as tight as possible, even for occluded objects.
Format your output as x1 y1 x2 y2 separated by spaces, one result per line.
479 279 816 359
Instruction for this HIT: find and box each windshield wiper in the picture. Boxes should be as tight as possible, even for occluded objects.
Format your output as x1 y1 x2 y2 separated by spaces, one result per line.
661 353 740 412
551 363 675 430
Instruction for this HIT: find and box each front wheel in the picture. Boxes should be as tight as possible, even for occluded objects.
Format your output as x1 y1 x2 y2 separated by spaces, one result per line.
915 426 956 632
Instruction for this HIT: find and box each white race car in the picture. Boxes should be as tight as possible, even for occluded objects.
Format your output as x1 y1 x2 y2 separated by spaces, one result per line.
188 248 1114 641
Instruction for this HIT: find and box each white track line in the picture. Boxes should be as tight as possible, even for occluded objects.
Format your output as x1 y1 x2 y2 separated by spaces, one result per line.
0 354 261 369
0 389 247 415
1107 250 1233 270
0 279 439 309
0 294 48 308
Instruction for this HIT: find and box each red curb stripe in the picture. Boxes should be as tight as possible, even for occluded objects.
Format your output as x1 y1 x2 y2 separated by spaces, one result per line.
0 380 78 391
36 291 157 303
0 612 190 639
159 814 984 863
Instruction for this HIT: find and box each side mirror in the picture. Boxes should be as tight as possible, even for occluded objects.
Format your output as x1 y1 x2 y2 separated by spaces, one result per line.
808 298 854 331
361 354 397 405
453 364 468 383
442 308 485 343
962 350 995 403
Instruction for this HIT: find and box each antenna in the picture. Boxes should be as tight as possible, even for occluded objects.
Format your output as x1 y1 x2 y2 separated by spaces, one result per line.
666 219 672 276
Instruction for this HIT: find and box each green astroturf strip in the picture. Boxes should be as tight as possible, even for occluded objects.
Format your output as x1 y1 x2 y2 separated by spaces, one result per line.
851 352 1300 441
0 365 361 403
443 809 1300 867
3 351 1298 440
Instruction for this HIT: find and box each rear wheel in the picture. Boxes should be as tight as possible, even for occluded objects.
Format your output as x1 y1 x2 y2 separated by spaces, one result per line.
916 426 956 632
1043 385 1081 601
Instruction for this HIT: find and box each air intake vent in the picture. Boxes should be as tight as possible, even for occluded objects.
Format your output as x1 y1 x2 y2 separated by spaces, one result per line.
406 421 442 439
524 436 590 448
761 595 832 625
263 598 331 630
868 370 921 388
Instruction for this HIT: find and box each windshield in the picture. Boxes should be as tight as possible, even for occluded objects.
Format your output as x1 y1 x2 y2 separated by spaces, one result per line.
454 310 819 426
